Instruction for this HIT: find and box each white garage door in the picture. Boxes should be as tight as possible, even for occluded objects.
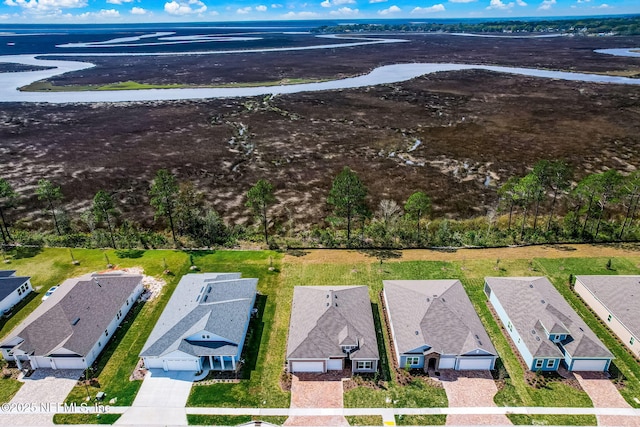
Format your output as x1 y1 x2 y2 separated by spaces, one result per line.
572 359 608 372
291 361 324 373
457 358 493 370
52 357 85 370
166 359 200 371
438 358 456 369
327 359 343 370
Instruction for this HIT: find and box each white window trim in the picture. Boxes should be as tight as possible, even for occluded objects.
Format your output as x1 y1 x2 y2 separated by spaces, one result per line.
546 359 555 368
357 361 372 370
535 359 543 369
406 357 420 366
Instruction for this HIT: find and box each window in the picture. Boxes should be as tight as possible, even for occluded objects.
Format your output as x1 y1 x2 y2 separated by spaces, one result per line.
357 361 372 370
126 299 129 306
98 342 101 347
105 329 109 337
406 357 420 366
507 321 513 332
535 359 543 369
607 314 612 322
631 337 635 345
546 359 555 368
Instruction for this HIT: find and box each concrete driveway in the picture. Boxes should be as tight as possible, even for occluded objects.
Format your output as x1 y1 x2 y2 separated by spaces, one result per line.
0 369 82 426
116 369 194 425
284 374 348 426
575 372 640 427
439 370 512 425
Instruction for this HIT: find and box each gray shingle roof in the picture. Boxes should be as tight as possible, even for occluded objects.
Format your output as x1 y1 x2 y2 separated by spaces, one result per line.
1 272 141 357
0 276 30 301
140 273 257 358
576 275 640 339
485 277 612 359
384 280 496 357
0 270 17 278
287 286 379 361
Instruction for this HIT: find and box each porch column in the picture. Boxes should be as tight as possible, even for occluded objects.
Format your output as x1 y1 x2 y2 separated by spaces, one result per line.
231 357 236 371
15 358 22 370
209 355 213 369
220 356 225 370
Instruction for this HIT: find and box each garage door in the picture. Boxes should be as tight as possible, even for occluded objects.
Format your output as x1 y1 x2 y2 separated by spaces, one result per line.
571 359 608 372
327 359 343 370
457 358 493 370
291 361 324 373
52 357 85 370
166 359 200 371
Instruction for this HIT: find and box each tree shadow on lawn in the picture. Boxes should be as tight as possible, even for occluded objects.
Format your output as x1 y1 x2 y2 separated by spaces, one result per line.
9 245 43 260
239 293 267 379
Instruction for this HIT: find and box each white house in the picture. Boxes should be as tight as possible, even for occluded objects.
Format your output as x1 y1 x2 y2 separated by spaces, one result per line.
383 280 498 371
575 276 640 358
0 270 33 315
0 272 143 370
140 273 257 372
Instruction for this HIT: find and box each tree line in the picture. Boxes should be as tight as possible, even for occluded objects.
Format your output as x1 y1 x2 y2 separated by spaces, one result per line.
1 163 639 251
312 16 640 36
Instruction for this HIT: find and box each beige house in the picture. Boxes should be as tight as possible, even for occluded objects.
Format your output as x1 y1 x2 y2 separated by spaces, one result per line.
575 276 640 358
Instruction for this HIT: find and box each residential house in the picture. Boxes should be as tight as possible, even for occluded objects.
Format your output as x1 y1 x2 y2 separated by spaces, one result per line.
383 279 498 371
141 273 257 372
0 272 143 370
485 277 613 372
0 270 33 315
287 286 379 374
575 275 640 358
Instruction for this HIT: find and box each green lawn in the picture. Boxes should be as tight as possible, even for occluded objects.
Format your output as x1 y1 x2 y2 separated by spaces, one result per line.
506 414 596 425
345 415 383 425
396 414 446 425
187 251 289 408
0 375 22 404
52 413 121 424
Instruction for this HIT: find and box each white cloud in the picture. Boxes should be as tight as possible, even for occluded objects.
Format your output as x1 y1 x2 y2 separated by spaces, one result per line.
4 0 86 11
321 0 354 5
164 0 206 15
271 3 282 6
486 0 514 9
448 0 476 3
369 0 387 3
281 10 318 17
378 4 400 14
516 0 526 5
595 3 609 7
209 10 218 14
106 0 132 4
412 3 445 12
537 0 554 9
130 6 146 13
255 4 267 10
77 8 119 17
329 6 358 14
320 0 331 6
237 6 251 13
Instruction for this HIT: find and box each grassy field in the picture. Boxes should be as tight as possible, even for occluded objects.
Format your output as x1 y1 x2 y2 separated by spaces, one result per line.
52 413 121 424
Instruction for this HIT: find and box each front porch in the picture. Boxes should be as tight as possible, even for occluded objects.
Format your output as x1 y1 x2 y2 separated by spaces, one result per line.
201 355 239 372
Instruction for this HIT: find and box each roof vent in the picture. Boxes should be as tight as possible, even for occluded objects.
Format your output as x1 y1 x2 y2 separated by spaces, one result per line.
536 336 541 341
326 303 329 307
442 298 446 302
478 340 483 346
335 303 338 307
433 294 438 298
415 331 419 335
579 327 584 331
326 294 329 298
541 299 546 304
72 317 80 325
426 298 430 302
529 284 534 288
335 294 338 299
475 334 480 339
531 329 536 335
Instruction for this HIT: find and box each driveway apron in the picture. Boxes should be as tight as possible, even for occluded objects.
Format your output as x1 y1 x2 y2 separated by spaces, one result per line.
575 372 640 427
116 369 194 425
439 370 512 425
284 373 349 426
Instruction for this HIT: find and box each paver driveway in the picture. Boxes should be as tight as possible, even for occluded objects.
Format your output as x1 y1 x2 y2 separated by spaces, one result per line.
116 369 194 425
575 372 640 427
439 370 512 425
0 369 82 426
284 374 348 426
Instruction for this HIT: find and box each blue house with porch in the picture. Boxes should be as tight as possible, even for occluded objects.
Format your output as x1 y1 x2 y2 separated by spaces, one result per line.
485 277 613 372
140 273 257 372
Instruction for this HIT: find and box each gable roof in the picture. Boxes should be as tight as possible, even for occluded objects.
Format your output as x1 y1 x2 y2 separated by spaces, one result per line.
140 273 257 358
0 270 17 278
485 277 612 359
287 286 379 361
0 275 30 301
1 272 141 357
576 275 640 339
384 280 496 357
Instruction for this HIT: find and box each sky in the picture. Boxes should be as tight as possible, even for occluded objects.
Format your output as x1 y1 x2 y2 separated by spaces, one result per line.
0 0 637 24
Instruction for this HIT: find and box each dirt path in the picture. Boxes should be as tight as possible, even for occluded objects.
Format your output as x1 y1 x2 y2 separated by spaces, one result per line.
284 244 640 265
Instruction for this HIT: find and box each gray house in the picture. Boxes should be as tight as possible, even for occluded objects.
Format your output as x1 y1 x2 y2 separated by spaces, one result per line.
0 272 143 370
485 277 614 372
287 286 379 374
0 270 33 315
575 276 640 358
141 273 257 372
384 280 497 371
